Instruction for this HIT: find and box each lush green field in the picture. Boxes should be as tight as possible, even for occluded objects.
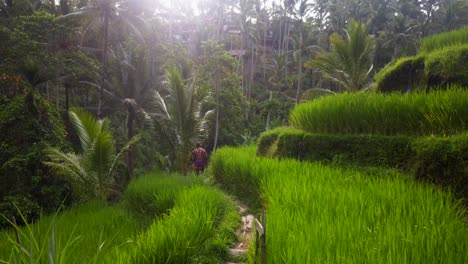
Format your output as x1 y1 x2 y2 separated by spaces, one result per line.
0 201 139 264
115 185 238 263
290 87 468 135
210 146 468 263
0 172 238 264
420 26 468 53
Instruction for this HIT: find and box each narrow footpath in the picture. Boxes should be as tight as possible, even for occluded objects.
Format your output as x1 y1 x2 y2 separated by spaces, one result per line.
226 199 256 264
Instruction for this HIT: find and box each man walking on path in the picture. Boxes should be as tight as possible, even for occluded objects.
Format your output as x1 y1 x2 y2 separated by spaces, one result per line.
192 143 208 174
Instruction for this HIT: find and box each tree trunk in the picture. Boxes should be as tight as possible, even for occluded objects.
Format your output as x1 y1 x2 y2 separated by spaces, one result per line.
263 8 267 80
295 24 303 105
65 83 69 112
241 31 245 96
278 15 283 54
126 105 135 184
98 12 109 119
213 80 220 150
265 90 272 131
60 0 70 15
249 40 255 100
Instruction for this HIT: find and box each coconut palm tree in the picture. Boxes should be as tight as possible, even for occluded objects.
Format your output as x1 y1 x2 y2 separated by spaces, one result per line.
293 0 311 104
308 19 376 92
45 108 139 200
64 0 146 118
153 65 213 174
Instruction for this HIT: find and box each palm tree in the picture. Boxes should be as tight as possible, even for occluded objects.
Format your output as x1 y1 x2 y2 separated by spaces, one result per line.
308 19 376 92
45 108 139 200
265 54 290 130
293 0 311 104
153 65 213 174
65 0 145 118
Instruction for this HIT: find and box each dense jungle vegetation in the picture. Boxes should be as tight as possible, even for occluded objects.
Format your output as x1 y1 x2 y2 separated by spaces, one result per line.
0 0 467 263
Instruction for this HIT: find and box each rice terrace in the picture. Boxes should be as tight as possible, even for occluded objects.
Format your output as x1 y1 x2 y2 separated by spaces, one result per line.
0 0 467 263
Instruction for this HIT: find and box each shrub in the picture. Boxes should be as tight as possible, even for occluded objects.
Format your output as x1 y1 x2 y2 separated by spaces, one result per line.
0 93 71 228
290 87 468 136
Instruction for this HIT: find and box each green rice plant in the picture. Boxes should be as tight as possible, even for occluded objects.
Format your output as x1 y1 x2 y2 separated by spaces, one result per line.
0 201 139 264
374 55 426 92
210 147 468 263
424 44 468 85
209 146 268 209
290 86 468 136
420 26 468 53
116 185 238 264
123 171 203 226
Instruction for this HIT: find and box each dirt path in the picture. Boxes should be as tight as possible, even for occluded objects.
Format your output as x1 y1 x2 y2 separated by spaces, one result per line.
225 199 255 264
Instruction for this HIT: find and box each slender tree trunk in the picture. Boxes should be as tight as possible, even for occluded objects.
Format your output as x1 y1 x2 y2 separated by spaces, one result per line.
126 105 135 183
278 16 283 54
241 31 245 96
295 24 303 105
65 83 69 112
249 40 255 100
98 12 109 119
60 0 70 15
213 80 220 150
263 10 267 80
265 90 272 131
284 21 290 77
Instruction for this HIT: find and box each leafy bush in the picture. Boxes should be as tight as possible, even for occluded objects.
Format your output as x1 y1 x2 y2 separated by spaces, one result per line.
123 172 203 226
211 147 468 263
420 26 468 53
0 94 71 228
45 108 140 201
118 186 238 264
290 87 468 136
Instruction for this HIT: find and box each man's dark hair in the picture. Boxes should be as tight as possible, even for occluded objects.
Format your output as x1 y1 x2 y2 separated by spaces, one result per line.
196 142 201 148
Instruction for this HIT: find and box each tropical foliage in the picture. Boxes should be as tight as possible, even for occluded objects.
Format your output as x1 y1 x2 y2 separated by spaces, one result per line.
153 65 213 173
306 19 376 91
45 108 139 200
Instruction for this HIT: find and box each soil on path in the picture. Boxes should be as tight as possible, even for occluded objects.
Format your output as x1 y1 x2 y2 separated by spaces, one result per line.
226 199 256 264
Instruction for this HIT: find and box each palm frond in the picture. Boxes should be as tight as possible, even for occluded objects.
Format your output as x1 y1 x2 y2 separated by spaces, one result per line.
68 108 101 153
44 148 91 185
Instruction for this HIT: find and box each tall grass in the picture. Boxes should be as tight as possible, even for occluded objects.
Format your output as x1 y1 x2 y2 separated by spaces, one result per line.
290 86 468 135
0 201 139 264
116 185 238 264
123 171 203 226
1 172 239 263
211 147 468 263
420 26 468 53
